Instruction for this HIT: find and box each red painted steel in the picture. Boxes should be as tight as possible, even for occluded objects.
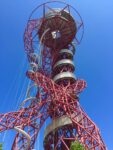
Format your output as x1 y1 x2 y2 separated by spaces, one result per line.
0 72 106 149
0 1 106 150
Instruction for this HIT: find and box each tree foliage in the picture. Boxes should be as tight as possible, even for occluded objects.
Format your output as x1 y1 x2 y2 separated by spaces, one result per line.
70 141 85 150
0 143 2 150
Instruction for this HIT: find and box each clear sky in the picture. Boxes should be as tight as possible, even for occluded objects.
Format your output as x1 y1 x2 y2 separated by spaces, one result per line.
0 0 113 149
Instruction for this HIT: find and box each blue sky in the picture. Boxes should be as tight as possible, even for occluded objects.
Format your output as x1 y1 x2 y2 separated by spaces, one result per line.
0 0 113 149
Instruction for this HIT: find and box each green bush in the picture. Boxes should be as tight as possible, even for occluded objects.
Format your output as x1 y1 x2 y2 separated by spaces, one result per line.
70 141 85 150
0 143 3 150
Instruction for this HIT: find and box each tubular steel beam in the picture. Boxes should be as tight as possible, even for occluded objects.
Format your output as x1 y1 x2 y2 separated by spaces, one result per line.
0 1 107 150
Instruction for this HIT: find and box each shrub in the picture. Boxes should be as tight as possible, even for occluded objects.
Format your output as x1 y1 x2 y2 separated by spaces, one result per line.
0 143 3 150
70 141 85 150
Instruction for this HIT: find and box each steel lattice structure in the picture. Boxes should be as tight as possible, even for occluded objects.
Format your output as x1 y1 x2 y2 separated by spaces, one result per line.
0 1 107 150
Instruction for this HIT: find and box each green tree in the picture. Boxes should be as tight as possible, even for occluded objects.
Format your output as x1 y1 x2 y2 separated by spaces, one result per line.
0 143 2 150
0 143 3 150
70 141 85 150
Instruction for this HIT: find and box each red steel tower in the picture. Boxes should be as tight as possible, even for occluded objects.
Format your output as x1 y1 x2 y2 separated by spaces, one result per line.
0 1 107 150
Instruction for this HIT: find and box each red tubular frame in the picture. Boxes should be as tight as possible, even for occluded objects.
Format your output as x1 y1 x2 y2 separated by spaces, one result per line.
0 1 107 150
0 72 106 149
